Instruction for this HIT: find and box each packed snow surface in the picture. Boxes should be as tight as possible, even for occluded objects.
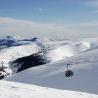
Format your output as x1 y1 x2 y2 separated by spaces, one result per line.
1 37 98 95
0 80 98 98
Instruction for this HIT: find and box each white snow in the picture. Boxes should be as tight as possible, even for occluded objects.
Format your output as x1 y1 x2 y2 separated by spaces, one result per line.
0 43 41 68
47 44 78 61
5 38 98 94
0 37 98 96
0 38 94 68
75 41 91 52
46 40 92 62
0 80 98 98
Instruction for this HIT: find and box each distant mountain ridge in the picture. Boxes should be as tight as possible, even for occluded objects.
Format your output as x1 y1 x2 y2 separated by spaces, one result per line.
0 36 44 50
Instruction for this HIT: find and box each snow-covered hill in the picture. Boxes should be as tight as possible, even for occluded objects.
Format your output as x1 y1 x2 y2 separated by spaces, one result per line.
5 48 98 94
0 80 98 98
0 44 41 67
10 38 94 73
4 38 98 94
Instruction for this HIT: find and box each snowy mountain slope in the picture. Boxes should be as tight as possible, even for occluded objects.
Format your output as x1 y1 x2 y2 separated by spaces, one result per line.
0 36 44 50
46 38 98 62
0 36 17 45
10 39 94 73
0 80 98 98
0 39 72 77
0 37 97 69
0 43 41 68
0 38 70 69
5 47 98 94
0 38 97 94
3 41 90 73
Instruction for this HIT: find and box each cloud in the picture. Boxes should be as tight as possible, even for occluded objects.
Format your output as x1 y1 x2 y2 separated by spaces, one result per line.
33 7 44 12
94 10 98 13
39 8 43 11
0 17 98 39
86 0 98 8
82 0 98 14
75 22 98 27
0 17 72 38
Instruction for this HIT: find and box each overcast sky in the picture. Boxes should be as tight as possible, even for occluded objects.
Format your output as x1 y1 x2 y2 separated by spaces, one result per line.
0 0 98 39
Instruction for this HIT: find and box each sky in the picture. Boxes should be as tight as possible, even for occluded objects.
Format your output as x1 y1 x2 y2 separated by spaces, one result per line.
0 0 98 39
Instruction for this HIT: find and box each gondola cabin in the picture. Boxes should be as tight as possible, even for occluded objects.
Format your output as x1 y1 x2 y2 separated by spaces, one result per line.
65 64 73 77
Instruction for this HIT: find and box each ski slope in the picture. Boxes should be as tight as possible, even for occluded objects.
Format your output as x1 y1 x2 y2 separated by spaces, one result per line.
5 38 98 94
0 80 98 98
0 37 97 95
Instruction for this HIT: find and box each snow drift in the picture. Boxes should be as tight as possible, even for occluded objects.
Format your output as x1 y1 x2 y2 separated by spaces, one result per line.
0 80 98 98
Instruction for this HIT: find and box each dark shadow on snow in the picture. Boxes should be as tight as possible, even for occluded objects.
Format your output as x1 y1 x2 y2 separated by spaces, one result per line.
11 50 50 73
